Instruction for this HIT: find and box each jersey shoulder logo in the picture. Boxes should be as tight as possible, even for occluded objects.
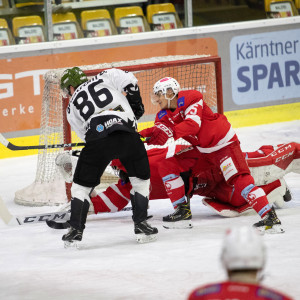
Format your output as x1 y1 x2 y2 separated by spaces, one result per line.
158 110 167 119
177 97 185 107
96 124 104 132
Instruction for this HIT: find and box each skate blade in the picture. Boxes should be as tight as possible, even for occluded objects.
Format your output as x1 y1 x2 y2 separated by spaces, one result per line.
64 240 81 249
257 224 285 234
136 233 157 244
163 220 193 229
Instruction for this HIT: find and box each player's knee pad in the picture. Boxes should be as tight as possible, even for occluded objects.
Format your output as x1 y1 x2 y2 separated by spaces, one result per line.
71 183 92 202
129 177 150 198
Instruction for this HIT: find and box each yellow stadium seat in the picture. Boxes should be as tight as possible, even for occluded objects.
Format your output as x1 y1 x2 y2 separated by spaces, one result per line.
147 3 183 31
114 6 150 34
52 12 84 40
12 15 45 44
293 0 300 9
0 0 9 9
265 0 299 17
81 9 117 38
0 18 15 46
14 0 43 8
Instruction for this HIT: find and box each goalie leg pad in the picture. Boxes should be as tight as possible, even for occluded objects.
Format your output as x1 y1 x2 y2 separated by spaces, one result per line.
202 197 252 218
266 179 291 208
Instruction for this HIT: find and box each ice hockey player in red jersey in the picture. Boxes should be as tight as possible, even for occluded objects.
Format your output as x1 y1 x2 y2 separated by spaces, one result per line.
53 141 299 234
139 77 284 233
187 226 293 300
88 141 299 218
54 140 299 225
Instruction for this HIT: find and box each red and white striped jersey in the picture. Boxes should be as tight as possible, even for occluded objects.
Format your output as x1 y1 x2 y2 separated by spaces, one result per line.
145 90 237 153
188 281 293 300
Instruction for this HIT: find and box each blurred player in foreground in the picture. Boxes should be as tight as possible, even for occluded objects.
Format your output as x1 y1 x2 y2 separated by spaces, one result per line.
187 226 293 300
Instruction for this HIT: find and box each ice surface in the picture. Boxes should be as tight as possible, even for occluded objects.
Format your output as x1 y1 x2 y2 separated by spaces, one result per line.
0 121 299 300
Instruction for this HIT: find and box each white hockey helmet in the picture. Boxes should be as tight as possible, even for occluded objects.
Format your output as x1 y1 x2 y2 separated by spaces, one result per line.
221 226 266 271
151 77 180 107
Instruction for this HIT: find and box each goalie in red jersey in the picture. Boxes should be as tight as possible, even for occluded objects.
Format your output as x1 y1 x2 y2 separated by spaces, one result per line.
89 141 299 218
55 140 299 230
138 77 285 233
187 226 293 300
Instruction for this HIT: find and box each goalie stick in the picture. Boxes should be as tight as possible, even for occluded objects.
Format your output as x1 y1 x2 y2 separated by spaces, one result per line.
0 196 132 228
0 132 85 151
0 196 69 226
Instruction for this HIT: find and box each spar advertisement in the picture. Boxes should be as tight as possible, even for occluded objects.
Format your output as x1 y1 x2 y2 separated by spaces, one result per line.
230 28 300 105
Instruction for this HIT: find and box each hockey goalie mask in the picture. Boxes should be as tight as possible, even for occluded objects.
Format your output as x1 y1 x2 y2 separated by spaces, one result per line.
221 226 266 272
60 67 88 96
151 77 180 108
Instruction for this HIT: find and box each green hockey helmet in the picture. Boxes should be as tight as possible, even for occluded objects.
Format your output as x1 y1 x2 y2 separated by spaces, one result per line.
60 67 88 95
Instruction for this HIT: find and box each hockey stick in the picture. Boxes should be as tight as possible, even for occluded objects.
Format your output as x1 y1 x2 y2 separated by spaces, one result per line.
0 196 70 226
0 196 17 225
46 206 133 230
0 133 85 151
0 195 132 228
0 133 149 151
46 206 133 229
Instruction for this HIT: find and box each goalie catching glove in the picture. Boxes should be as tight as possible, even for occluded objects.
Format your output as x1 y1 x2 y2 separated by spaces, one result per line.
147 123 173 146
124 83 144 120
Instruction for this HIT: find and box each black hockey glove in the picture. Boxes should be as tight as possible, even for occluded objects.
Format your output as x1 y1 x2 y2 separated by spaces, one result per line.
119 170 129 184
124 83 145 120
130 102 145 120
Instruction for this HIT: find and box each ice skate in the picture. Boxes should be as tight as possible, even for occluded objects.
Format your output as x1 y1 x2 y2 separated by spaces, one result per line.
253 207 284 234
163 203 192 229
134 220 158 244
62 225 83 248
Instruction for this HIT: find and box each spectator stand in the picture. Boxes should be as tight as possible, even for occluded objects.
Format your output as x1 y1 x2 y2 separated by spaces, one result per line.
114 6 150 34
147 3 183 31
12 15 45 44
81 9 117 38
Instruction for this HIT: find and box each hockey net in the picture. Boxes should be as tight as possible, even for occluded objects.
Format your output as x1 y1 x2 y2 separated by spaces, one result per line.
14 55 223 206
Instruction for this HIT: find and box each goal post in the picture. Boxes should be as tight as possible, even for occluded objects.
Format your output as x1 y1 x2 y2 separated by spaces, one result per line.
14 55 223 206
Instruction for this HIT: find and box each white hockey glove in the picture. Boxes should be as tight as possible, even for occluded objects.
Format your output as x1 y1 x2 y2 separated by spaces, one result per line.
55 151 79 183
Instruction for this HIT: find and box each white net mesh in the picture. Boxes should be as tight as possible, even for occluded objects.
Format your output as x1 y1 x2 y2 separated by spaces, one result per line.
14 55 222 206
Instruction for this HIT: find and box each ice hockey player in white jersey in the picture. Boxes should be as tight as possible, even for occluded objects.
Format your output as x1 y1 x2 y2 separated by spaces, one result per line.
60 67 157 247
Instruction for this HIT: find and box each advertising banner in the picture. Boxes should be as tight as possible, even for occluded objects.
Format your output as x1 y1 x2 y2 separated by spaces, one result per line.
230 28 300 105
0 37 217 134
